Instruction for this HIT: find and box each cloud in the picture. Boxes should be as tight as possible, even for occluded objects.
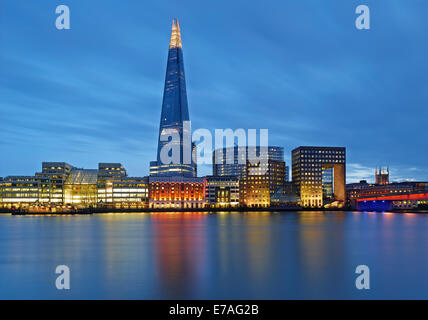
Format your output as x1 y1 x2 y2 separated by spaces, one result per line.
1 0 427 180
347 163 375 183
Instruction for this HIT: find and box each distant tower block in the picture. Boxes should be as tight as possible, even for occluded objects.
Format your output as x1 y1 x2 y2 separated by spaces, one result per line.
375 167 389 185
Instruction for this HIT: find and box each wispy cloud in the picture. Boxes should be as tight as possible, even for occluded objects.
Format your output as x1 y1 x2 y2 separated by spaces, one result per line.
1 1 427 179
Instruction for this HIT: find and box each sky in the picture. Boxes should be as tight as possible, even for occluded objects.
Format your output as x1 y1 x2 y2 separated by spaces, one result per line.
0 0 427 183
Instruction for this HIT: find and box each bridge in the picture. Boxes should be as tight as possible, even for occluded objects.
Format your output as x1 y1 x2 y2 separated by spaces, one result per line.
355 192 428 211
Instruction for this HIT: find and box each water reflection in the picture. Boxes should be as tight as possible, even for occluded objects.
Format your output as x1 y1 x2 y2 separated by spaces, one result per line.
217 212 276 297
152 213 208 299
1 211 428 299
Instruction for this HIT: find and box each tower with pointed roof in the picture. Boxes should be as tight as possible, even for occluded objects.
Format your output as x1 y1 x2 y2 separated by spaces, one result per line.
150 19 196 177
375 167 389 185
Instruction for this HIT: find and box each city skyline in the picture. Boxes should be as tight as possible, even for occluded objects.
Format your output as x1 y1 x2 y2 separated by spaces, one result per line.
1 1 428 183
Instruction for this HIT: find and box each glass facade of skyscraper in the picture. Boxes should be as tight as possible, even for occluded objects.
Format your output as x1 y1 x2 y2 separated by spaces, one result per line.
150 19 196 178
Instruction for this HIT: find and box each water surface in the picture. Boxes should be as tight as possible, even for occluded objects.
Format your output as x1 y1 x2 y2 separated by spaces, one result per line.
0 211 427 299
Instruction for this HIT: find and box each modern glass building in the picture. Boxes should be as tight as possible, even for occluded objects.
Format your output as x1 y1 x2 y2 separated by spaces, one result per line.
97 163 127 203
104 177 149 209
150 19 196 177
212 146 286 207
0 162 74 209
63 169 98 206
35 162 74 204
0 176 39 208
0 162 149 210
213 146 285 179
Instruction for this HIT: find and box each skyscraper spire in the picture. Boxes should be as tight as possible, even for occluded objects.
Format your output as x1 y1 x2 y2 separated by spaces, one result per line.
150 19 195 178
176 19 182 48
169 19 182 49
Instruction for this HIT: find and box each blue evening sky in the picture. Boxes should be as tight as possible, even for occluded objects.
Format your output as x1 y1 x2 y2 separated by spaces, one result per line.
1 0 427 182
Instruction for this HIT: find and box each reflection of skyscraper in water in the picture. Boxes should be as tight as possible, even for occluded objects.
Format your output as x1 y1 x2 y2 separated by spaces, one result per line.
151 214 207 298
150 20 196 177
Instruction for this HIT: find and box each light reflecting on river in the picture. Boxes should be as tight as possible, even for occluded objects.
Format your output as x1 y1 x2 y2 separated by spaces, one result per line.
0 211 427 299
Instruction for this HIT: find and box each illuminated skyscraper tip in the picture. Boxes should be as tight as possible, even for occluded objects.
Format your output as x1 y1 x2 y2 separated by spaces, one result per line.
169 18 182 49
176 19 182 48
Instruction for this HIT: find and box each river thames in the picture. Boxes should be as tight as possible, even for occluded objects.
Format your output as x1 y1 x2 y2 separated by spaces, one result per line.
0 211 427 299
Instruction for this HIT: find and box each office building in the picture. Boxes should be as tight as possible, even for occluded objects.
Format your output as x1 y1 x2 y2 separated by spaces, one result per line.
292 146 346 207
63 169 98 207
97 163 127 203
204 176 240 207
0 176 39 208
239 161 270 207
213 146 284 179
0 162 149 210
35 162 74 204
104 177 149 209
148 176 205 208
150 19 196 177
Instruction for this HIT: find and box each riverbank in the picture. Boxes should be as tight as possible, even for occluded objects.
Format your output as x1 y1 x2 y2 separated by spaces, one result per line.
4 207 428 215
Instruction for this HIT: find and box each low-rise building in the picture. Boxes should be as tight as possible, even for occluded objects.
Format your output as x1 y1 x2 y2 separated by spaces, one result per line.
149 176 206 209
97 163 127 203
204 176 240 207
63 169 98 207
0 176 39 208
103 177 149 209
347 181 428 199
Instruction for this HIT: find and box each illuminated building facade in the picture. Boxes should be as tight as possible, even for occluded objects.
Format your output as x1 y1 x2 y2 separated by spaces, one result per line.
104 177 149 209
97 163 127 203
292 146 346 207
213 146 284 179
0 162 150 209
238 158 287 207
35 162 74 204
0 162 74 208
149 176 205 208
375 167 389 185
150 19 196 178
150 143 197 177
0 176 39 208
268 160 286 195
98 163 126 183
349 181 428 210
204 176 240 207
347 181 428 199
239 162 270 207
212 146 286 207
63 169 98 207
270 182 300 205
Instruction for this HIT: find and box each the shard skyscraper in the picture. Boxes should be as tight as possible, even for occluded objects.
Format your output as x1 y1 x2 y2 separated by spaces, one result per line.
150 19 196 177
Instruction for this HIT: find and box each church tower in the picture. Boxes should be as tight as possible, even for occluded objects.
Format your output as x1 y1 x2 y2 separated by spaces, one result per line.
375 167 389 185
